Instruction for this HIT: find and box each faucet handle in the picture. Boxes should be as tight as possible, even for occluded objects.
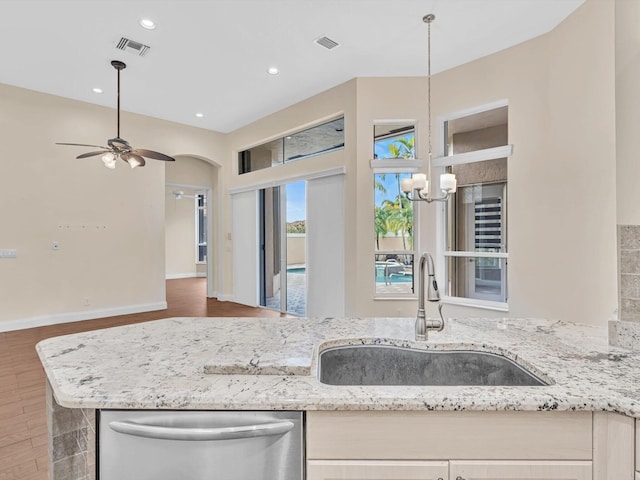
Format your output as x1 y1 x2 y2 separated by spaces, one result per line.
427 276 440 302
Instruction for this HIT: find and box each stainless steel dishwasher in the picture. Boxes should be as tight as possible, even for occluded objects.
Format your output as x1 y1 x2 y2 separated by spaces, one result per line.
99 410 304 480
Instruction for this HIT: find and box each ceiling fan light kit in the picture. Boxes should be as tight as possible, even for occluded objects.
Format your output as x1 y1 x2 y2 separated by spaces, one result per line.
57 60 175 169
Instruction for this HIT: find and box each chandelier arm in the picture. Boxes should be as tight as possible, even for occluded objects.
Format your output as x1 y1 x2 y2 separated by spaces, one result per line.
405 190 452 204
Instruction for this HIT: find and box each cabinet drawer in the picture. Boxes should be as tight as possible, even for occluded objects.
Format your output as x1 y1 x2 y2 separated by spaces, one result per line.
450 460 592 480
307 411 592 460
307 460 448 480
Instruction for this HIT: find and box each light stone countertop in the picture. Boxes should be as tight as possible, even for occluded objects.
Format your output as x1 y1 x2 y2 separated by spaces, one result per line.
35 317 640 416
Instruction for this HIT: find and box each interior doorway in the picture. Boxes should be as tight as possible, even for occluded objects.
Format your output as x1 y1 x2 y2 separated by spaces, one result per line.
165 183 212 294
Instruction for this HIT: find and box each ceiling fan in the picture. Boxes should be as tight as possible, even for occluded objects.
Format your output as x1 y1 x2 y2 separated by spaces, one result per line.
171 189 195 200
57 60 175 169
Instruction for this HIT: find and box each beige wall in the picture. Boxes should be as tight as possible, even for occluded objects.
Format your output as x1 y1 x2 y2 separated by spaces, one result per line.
165 156 216 278
164 189 199 278
353 0 616 323
536 0 616 324
0 0 622 329
222 80 357 301
613 0 640 337
287 235 306 266
219 0 616 325
0 83 224 328
616 0 640 224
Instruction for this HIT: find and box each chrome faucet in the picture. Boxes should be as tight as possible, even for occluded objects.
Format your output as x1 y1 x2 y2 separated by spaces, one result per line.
415 252 445 340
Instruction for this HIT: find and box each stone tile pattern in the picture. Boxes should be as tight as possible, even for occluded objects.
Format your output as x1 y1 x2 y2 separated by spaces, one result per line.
36 316 640 419
619 225 640 320
46 381 95 480
610 225 640 349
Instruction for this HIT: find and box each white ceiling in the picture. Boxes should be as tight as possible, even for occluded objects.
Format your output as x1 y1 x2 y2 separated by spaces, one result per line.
0 0 584 134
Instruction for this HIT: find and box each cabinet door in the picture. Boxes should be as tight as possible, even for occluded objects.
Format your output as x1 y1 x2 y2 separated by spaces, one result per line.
307 460 449 480
450 460 592 480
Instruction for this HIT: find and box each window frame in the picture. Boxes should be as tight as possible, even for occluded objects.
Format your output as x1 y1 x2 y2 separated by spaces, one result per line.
237 116 345 175
371 121 421 300
433 101 513 311
195 192 207 264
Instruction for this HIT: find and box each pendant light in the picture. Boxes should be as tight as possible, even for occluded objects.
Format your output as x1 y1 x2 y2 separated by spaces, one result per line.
401 14 457 203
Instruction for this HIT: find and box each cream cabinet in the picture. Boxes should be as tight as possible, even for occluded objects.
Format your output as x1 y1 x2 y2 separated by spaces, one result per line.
306 411 592 461
307 460 448 480
306 411 640 480
306 411 595 480
450 460 592 480
307 460 592 480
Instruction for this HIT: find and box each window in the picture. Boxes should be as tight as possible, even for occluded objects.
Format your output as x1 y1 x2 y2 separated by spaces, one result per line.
372 123 418 296
196 193 207 263
238 117 344 174
435 104 511 308
374 124 415 159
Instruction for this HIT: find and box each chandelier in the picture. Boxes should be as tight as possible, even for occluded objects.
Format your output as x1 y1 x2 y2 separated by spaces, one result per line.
401 14 457 203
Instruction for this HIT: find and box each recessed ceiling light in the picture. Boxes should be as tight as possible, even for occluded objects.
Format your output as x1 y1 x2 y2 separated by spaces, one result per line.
92 87 103 94
139 18 157 30
267 67 279 75
195 113 204 118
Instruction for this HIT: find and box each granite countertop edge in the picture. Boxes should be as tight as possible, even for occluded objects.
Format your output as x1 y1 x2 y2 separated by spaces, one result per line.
36 316 640 417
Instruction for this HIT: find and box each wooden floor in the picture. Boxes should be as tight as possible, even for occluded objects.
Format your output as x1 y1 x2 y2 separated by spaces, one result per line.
0 278 285 480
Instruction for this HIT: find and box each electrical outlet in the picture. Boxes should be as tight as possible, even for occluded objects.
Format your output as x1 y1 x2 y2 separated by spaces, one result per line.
0 249 17 258
52 242 60 250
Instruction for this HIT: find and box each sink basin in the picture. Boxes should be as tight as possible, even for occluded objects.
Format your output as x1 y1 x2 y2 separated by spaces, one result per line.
318 345 547 386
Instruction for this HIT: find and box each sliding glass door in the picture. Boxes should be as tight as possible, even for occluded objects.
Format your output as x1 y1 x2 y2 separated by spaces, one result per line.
259 181 307 315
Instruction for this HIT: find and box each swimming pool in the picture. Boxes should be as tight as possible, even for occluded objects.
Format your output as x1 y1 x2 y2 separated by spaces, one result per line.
375 272 413 284
287 267 306 274
287 266 411 284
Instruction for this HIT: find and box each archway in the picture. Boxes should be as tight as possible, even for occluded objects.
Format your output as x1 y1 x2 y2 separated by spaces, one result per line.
165 154 220 300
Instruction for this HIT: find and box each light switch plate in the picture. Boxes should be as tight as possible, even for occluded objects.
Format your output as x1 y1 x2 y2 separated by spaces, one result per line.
0 249 18 258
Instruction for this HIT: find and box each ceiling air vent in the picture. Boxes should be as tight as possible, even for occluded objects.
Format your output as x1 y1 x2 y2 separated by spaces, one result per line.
116 37 151 57
314 35 339 50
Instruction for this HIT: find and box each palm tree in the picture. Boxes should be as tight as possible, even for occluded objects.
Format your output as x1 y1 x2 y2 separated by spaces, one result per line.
374 135 415 251
388 136 415 159
374 206 390 250
381 196 413 251
386 136 415 215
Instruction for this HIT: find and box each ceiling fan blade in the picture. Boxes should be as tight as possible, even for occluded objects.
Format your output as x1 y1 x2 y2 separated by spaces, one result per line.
132 149 175 162
56 142 109 149
76 150 110 159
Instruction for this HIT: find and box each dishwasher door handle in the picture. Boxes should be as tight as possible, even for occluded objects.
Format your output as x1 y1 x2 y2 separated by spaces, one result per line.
109 420 295 441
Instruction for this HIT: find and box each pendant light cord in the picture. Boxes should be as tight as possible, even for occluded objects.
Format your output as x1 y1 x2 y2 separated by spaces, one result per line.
116 67 121 138
423 14 435 194
427 16 432 160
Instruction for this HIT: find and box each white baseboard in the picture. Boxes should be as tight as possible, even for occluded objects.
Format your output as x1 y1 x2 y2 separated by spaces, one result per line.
216 294 234 302
0 302 168 333
166 273 207 279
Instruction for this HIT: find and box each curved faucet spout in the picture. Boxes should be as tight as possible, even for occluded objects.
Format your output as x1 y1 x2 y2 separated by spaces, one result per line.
415 252 444 341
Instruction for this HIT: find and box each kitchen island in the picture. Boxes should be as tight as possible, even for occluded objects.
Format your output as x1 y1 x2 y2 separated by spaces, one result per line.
37 316 640 480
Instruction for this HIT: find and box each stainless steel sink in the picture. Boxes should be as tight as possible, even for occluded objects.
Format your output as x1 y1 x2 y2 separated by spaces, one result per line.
318 345 547 386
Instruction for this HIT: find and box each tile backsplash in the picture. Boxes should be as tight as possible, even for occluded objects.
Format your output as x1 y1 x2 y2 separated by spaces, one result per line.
47 381 95 480
610 225 640 350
